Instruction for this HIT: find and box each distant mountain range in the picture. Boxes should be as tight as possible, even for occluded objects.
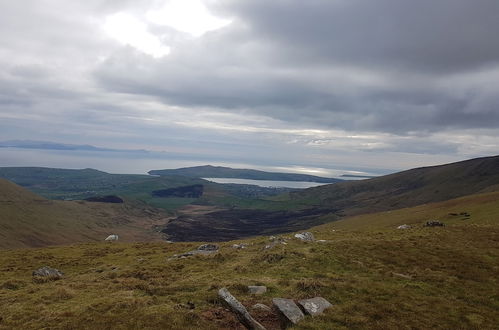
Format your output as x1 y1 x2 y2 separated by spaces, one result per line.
149 165 342 183
0 140 148 153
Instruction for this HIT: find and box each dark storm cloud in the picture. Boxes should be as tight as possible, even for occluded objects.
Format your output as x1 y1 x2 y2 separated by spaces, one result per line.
94 0 499 134
226 0 499 72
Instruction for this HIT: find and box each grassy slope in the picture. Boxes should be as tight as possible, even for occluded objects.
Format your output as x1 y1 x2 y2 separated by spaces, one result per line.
0 179 169 249
1 191 498 329
290 154 499 216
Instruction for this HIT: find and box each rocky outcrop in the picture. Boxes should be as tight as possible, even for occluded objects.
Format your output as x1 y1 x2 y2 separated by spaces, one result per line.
218 288 266 330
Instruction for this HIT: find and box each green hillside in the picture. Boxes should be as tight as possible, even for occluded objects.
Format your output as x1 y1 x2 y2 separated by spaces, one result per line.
290 155 499 216
149 165 342 183
0 179 169 249
0 191 497 329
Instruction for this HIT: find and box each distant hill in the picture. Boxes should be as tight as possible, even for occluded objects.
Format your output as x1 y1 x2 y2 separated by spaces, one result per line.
291 155 499 216
149 165 341 183
0 178 168 248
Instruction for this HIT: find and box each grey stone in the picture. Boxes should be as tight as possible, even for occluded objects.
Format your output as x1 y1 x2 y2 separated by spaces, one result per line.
32 266 63 279
272 298 305 325
197 244 219 251
297 297 332 316
397 224 411 229
294 232 315 242
170 243 220 259
248 285 267 295
218 288 266 330
232 243 249 249
251 303 272 312
105 234 118 241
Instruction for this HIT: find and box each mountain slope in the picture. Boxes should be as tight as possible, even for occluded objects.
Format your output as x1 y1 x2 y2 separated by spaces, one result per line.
149 165 342 183
291 155 499 216
0 179 169 249
0 190 498 329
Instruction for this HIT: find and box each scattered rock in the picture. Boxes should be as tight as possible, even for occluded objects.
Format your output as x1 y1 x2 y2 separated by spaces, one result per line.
297 297 332 316
397 224 411 229
425 221 445 227
218 288 266 330
232 243 249 249
272 298 305 326
264 236 287 250
248 286 267 295
105 234 119 241
251 303 272 312
170 244 220 259
32 266 63 279
294 232 315 242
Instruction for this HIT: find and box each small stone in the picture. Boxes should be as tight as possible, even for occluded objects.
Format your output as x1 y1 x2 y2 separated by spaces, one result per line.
105 234 118 241
297 297 332 316
397 224 411 229
392 272 413 280
198 244 219 251
272 298 305 325
294 232 315 242
248 285 267 295
218 288 266 330
251 303 272 312
232 243 248 249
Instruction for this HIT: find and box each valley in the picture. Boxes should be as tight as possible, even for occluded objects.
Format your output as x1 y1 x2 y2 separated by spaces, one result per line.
1 157 499 329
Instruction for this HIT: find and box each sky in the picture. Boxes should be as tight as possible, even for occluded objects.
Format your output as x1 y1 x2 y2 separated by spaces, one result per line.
1 0 499 176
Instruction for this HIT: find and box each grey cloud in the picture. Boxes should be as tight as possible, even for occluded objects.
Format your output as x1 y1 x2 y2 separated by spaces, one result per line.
91 0 499 134
1 0 498 173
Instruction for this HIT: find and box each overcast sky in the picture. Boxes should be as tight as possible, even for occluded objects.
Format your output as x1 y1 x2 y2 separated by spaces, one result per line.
1 0 498 175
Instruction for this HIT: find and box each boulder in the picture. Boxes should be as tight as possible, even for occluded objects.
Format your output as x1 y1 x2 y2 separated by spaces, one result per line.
272 298 305 325
294 232 315 242
297 297 332 316
248 286 267 295
218 288 266 330
32 266 63 279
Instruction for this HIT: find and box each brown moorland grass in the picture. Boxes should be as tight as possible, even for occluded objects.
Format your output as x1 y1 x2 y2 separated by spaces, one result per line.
0 192 498 329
